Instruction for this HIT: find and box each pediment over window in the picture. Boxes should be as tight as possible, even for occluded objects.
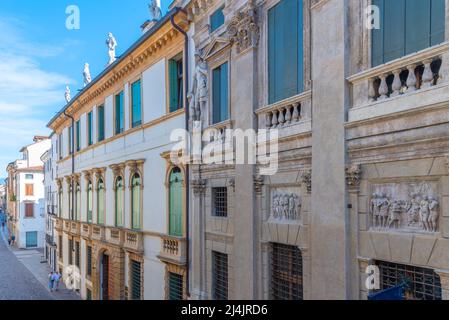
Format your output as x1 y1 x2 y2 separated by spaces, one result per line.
203 37 231 60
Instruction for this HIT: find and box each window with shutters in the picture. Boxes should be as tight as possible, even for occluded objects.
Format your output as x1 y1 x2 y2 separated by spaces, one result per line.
76 120 81 151
268 0 304 104
210 6 225 32
25 184 34 196
25 203 34 218
115 91 124 134
68 125 73 155
168 272 184 300
97 179 105 225
69 182 73 220
58 187 63 218
25 174 33 180
115 177 124 227
212 62 229 124
87 181 93 223
371 0 445 67
87 111 93 146
212 187 227 217
75 183 81 221
375 261 442 300
212 251 228 300
68 239 73 265
130 260 142 300
58 134 63 160
59 235 63 259
87 245 92 277
169 167 183 237
131 80 142 128
131 173 141 230
97 105 105 142
75 241 80 268
169 54 184 112
271 243 303 300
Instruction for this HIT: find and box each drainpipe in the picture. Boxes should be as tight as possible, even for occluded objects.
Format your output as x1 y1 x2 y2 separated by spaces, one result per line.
63 110 75 221
170 9 191 298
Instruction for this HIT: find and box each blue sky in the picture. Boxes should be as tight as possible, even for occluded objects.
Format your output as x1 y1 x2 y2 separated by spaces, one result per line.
0 0 170 178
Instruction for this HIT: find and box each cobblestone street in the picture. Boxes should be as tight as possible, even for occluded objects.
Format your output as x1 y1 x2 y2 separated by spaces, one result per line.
0 226 79 300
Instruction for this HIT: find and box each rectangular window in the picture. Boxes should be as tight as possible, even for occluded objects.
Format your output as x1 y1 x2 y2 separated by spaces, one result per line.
25 203 34 218
75 241 80 268
25 174 33 180
212 251 228 300
169 56 184 112
212 62 229 124
25 184 34 196
76 120 81 151
375 261 442 300
68 239 73 265
268 0 304 104
68 125 73 155
131 80 142 128
212 187 228 217
58 134 63 160
87 245 92 277
115 91 124 134
372 0 445 66
131 260 142 300
271 243 303 300
210 6 225 32
87 112 93 146
168 273 184 300
59 235 63 259
97 105 105 142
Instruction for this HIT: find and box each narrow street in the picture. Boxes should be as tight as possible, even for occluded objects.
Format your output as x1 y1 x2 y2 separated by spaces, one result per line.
0 223 79 300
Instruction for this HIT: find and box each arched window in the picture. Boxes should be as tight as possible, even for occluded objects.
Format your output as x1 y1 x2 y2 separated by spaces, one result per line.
169 167 183 237
69 182 73 220
97 179 105 225
87 181 93 223
115 177 124 227
58 187 63 218
131 173 141 230
75 183 81 221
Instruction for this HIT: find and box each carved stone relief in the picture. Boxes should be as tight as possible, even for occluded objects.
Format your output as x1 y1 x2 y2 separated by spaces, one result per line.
270 187 301 221
370 181 439 233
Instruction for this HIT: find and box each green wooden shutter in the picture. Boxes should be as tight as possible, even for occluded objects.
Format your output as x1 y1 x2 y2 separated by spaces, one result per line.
132 81 142 127
88 182 92 223
210 7 225 32
384 0 405 62
268 0 303 103
406 0 431 55
431 0 445 46
132 175 141 230
371 0 385 67
116 179 123 227
76 185 81 220
115 93 123 134
98 106 105 142
98 181 104 225
88 112 93 145
220 62 228 122
76 120 80 151
212 66 221 124
169 170 183 237
169 60 179 112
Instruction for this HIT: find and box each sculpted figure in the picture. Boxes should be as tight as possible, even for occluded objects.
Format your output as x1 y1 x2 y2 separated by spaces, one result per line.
190 51 208 121
65 86 71 103
370 193 380 228
379 193 390 228
148 0 162 21
388 200 402 229
272 194 279 218
420 196 431 231
294 195 301 220
106 32 118 65
288 195 296 219
406 194 421 226
282 195 289 218
429 196 439 232
83 63 92 87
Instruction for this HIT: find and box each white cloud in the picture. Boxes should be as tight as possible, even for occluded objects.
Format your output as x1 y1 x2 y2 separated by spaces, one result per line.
0 17 75 176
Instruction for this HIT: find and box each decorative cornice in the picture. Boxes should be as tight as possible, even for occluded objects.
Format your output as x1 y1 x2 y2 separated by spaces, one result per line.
227 0 259 54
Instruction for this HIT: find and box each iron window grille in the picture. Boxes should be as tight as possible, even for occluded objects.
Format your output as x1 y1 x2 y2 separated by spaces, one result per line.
270 243 303 300
212 251 228 300
168 272 184 300
375 260 442 300
212 187 228 217
131 260 142 300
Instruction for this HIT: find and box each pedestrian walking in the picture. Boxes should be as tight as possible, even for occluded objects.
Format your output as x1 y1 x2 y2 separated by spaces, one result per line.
8 236 11 246
48 272 54 292
53 272 61 291
11 234 15 245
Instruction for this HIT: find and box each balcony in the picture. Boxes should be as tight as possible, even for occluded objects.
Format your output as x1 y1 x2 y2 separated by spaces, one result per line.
106 228 124 246
81 223 92 239
91 225 106 242
348 42 449 121
157 235 187 266
256 91 312 139
123 230 144 253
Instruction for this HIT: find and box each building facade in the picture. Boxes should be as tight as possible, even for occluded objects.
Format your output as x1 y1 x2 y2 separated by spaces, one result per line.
47 9 189 300
175 0 449 300
5 136 50 249
42 135 59 271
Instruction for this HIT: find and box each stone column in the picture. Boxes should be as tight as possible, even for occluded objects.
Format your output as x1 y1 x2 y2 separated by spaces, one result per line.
190 177 207 300
310 0 350 299
435 269 449 300
227 0 260 299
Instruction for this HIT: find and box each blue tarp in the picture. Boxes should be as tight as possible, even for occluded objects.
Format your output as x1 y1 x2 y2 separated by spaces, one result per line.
368 285 404 300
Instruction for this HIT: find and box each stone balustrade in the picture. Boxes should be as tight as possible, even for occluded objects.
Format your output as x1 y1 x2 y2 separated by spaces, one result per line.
91 225 106 241
157 235 187 266
349 42 449 108
106 228 124 246
256 91 312 130
55 218 63 231
204 119 233 142
63 221 71 233
124 230 144 253
81 223 92 239
70 221 80 235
